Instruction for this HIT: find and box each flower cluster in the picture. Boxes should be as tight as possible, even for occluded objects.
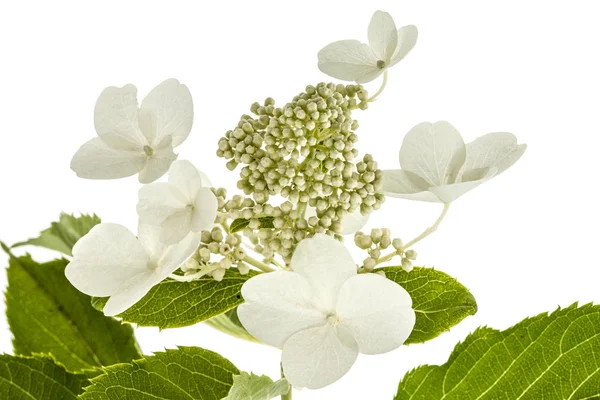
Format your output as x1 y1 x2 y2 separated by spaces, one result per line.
66 79 221 314
61 8 528 394
217 83 385 263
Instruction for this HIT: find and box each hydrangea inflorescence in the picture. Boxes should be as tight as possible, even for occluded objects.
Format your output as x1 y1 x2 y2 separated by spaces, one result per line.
57 9 528 395
216 82 385 264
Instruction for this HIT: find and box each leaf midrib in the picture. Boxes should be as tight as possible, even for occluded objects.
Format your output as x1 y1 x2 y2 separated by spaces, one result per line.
12 258 103 368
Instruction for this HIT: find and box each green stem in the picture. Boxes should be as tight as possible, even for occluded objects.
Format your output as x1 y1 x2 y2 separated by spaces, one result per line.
375 203 451 266
243 255 276 272
375 251 397 265
281 364 292 400
403 203 450 249
367 70 388 102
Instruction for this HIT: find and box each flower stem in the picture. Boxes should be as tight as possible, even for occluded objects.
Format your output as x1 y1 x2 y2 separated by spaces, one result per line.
404 203 450 249
367 70 388 102
375 203 451 266
243 255 276 272
375 250 397 265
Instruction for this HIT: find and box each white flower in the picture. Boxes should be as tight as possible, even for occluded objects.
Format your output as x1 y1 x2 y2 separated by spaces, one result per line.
318 10 417 83
71 78 193 184
382 121 527 203
65 223 201 316
136 160 218 245
238 234 415 389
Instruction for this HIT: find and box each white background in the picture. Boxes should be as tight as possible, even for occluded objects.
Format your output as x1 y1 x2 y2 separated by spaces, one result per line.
1 1 599 399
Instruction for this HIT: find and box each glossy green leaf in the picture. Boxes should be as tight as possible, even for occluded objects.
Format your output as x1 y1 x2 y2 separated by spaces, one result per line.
377 267 477 344
5 254 141 372
0 354 90 399
395 303 600 400
80 347 238 400
224 372 290 400
92 270 259 329
12 213 100 256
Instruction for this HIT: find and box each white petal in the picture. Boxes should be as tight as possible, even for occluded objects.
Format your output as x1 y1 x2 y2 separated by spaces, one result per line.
137 223 167 262
290 234 356 312
65 223 150 297
168 160 203 203
400 121 466 186
136 224 201 276
238 272 326 348
94 84 147 151
103 270 163 316
191 188 218 232
198 169 212 187
160 208 193 244
317 40 382 83
462 132 527 176
389 25 419 67
382 169 441 202
429 167 497 203
340 208 369 235
282 324 358 389
137 183 184 226
337 273 415 354
138 136 177 184
138 78 194 148
368 11 398 61
71 137 146 180
156 231 202 277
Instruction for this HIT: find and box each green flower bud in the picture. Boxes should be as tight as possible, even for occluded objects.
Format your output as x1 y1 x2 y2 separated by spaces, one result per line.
211 227 223 242
401 258 413 272
238 262 250 275
363 257 376 272
182 258 200 272
212 268 226 282
198 248 211 262
370 228 383 243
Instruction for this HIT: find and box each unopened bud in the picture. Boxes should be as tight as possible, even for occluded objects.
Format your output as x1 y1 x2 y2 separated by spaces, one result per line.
401 258 413 272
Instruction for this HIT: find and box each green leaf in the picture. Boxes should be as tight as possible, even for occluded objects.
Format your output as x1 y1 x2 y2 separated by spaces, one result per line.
5 255 142 372
12 213 101 256
395 302 600 400
223 372 290 400
205 307 260 343
230 216 275 233
92 270 259 329
377 267 477 344
0 354 90 399
80 347 238 400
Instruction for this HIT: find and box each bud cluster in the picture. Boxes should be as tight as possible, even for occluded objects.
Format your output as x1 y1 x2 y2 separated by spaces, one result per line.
355 229 418 272
216 83 386 263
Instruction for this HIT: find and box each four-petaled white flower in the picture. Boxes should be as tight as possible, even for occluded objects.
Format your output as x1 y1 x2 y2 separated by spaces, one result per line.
71 78 193 184
238 234 415 389
318 10 418 83
137 160 218 245
382 121 527 203
65 223 201 316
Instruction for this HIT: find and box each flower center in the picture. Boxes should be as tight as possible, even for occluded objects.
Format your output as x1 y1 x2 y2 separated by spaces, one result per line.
143 145 154 157
326 313 340 326
376 60 386 69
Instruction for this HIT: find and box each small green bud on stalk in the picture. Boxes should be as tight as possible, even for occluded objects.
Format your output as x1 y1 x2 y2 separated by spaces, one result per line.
405 249 418 260
401 258 413 272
